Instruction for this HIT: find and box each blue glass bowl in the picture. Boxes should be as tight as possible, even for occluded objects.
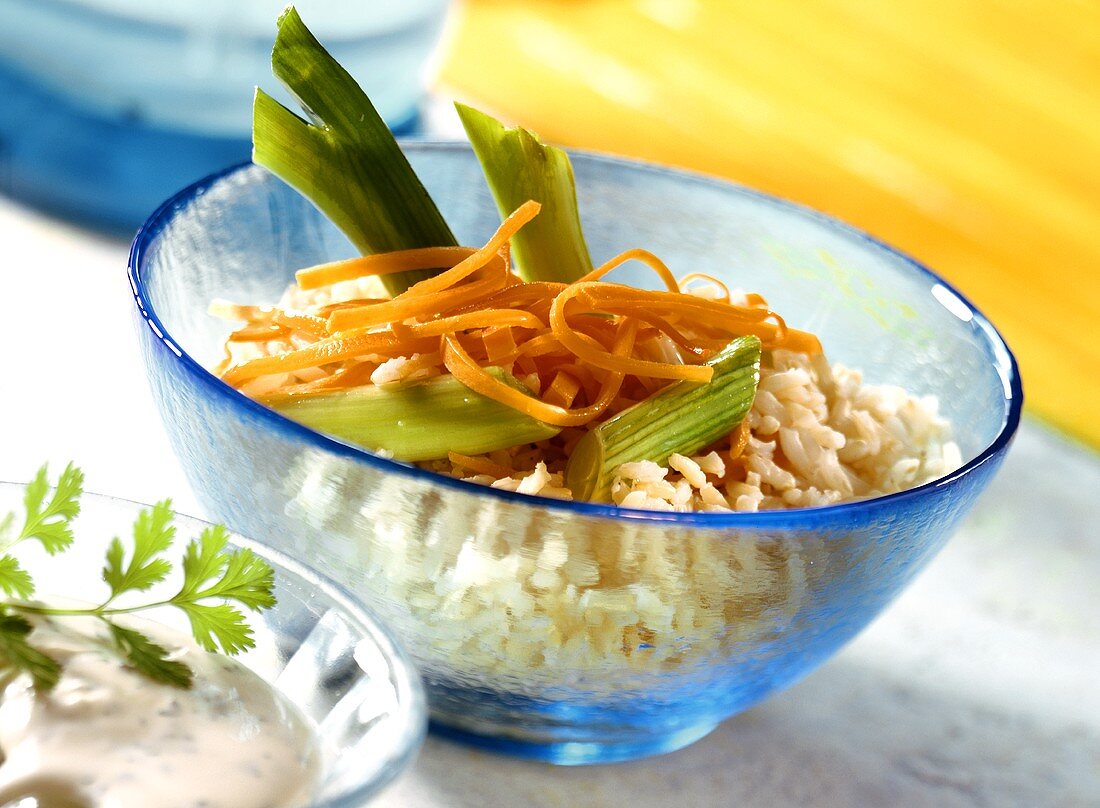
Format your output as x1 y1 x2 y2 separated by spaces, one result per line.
0 484 427 805
128 145 1021 765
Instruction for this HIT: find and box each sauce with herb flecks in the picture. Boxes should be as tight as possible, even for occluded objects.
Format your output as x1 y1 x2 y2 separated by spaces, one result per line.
0 616 319 808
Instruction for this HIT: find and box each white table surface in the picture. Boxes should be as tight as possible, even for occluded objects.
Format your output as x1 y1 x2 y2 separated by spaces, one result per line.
1 192 1097 808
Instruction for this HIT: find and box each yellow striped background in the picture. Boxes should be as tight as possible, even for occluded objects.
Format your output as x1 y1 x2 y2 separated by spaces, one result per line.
439 0 1100 448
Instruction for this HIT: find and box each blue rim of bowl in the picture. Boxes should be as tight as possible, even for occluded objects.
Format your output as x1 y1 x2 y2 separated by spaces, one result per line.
0 481 427 808
128 143 1023 530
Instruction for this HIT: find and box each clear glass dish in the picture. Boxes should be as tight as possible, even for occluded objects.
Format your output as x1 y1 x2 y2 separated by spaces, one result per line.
0 483 427 805
128 145 1022 764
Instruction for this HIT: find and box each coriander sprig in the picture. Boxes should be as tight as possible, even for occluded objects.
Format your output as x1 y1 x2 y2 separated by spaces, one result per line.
0 463 84 599
0 464 276 690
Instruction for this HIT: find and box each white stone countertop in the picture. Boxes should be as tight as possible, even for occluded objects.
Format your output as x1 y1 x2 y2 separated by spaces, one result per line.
1 192 1097 808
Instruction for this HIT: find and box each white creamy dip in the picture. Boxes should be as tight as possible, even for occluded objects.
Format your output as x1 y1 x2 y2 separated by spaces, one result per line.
0 616 319 808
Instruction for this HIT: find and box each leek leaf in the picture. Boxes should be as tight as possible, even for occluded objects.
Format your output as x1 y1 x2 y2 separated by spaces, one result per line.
253 6 458 295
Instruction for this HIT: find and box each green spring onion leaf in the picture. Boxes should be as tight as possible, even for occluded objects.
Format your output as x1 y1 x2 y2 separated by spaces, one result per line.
254 6 458 296
263 369 561 462
456 103 594 283
565 336 762 501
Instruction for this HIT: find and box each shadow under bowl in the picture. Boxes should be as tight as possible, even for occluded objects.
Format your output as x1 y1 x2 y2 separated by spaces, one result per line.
128 145 1021 764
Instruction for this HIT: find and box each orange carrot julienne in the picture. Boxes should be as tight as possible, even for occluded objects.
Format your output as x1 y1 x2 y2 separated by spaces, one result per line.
400 309 543 338
777 328 823 355
729 419 751 460
395 199 540 299
440 317 638 427
295 246 477 290
474 282 570 310
482 326 518 365
678 272 732 302
315 298 392 317
222 332 437 387
544 370 583 408
577 285 773 322
551 284 713 382
273 311 329 339
579 248 679 292
209 301 275 323
228 323 289 343
327 273 505 332
446 452 515 478
216 197 823 440
257 360 383 398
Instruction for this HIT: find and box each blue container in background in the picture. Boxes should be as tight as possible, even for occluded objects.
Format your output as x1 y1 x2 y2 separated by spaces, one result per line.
0 0 450 232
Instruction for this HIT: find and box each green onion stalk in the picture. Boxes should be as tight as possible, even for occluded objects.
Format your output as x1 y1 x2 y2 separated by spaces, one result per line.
565 336 762 501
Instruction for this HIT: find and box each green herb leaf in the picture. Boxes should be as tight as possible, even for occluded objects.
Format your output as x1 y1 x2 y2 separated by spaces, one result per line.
16 463 83 555
169 525 275 656
176 525 276 612
0 512 14 545
0 463 278 691
106 622 192 689
0 613 61 690
102 500 175 599
0 556 35 599
176 602 255 656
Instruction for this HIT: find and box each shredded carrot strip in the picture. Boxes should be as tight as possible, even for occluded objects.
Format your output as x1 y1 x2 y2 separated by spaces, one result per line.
447 452 515 479
475 282 569 310
515 333 568 358
222 332 437 387
729 419 751 460
327 272 505 332
273 312 329 340
401 309 542 338
315 299 391 317
575 316 640 417
228 323 289 343
575 284 818 352
442 335 567 421
678 272 731 302
514 353 539 378
579 248 679 292
591 306 707 357
394 200 540 299
778 328 823 354
578 285 772 322
296 247 476 290
265 361 382 397
551 284 713 382
483 326 518 365
441 318 638 427
210 301 275 323
544 370 582 408
216 197 825 442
